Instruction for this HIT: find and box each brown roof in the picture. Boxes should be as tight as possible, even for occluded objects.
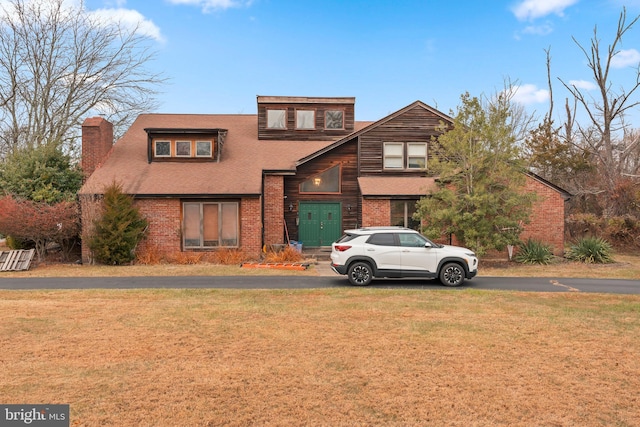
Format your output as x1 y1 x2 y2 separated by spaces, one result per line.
358 176 437 197
80 114 355 196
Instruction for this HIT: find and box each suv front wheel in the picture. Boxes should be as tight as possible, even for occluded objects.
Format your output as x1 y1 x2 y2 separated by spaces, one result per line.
347 261 373 286
439 262 465 287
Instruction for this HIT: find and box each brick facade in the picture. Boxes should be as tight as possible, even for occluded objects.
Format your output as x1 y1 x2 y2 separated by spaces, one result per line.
240 197 263 257
361 199 391 226
263 175 285 246
135 199 182 258
79 194 102 264
520 176 566 255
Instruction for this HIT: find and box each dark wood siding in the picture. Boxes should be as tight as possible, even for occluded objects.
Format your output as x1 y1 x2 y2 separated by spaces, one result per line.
359 106 450 175
258 102 355 141
284 139 359 241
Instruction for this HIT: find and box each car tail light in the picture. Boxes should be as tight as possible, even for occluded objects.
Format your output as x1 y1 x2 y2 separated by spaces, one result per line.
334 245 352 252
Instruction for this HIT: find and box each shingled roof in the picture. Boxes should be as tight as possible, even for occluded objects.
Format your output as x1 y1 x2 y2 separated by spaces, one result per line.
80 114 370 196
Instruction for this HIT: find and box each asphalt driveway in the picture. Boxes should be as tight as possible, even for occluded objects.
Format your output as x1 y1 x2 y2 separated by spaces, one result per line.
1 275 639 294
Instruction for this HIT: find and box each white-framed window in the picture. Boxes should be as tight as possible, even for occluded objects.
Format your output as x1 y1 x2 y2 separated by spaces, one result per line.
296 110 315 129
267 109 286 129
154 140 171 157
183 201 239 248
407 143 427 169
384 142 427 170
152 139 214 159
196 141 212 157
176 141 191 157
325 110 344 129
383 143 404 169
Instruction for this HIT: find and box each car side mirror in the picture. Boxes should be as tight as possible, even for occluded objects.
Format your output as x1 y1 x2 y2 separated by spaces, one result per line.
424 242 433 248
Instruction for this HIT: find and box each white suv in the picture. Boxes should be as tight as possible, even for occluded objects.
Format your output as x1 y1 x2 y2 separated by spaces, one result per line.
330 227 478 286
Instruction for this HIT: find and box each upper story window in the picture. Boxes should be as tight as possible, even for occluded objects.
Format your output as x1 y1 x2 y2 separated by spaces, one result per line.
267 109 286 129
296 110 315 129
407 143 427 169
383 143 404 169
176 141 191 157
300 164 341 193
154 141 171 157
325 110 344 129
152 139 213 159
196 141 212 157
383 142 427 170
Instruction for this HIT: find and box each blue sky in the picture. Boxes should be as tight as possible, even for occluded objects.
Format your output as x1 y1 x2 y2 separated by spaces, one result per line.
83 0 640 125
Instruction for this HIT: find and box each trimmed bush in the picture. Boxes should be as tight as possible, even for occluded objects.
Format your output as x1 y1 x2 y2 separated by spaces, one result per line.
514 239 554 265
566 237 614 264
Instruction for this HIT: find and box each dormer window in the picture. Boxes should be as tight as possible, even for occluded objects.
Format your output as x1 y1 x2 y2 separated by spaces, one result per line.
296 110 315 129
154 141 171 157
146 128 226 162
267 109 286 129
325 110 344 129
176 141 191 157
196 141 212 157
257 96 355 140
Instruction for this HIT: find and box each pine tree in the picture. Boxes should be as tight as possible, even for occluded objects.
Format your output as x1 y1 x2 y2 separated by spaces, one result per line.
415 92 535 256
89 182 148 265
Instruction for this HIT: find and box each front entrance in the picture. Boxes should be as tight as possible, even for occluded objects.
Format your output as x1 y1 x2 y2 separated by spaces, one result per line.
298 202 342 247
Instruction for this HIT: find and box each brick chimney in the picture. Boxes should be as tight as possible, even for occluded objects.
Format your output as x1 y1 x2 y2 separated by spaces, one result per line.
82 117 113 179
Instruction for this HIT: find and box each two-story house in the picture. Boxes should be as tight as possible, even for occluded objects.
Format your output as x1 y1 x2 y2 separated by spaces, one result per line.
79 96 569 263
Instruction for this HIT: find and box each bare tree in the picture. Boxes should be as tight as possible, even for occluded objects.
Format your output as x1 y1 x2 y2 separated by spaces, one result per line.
0 0 165 157
559 7 640 212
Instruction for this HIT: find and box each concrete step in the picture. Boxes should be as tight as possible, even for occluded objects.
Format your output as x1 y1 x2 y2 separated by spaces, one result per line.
302 247 332 261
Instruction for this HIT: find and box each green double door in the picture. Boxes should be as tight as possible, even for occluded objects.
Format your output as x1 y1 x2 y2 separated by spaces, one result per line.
298 202 342 247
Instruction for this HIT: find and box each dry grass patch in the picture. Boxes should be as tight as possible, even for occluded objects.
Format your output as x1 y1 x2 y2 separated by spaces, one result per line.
481 253 640 279
1 289 639 426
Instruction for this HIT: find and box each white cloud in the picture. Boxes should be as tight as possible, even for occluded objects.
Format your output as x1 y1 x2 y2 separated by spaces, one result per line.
569 80 596 90
166 0 252 13
511 84 550 104
512 0 579 21
521 23 553 35
611 49 640 68
0 0 164 42
89 8 164 42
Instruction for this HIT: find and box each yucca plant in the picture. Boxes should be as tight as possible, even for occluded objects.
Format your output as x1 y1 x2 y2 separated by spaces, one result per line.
566 237 614 264
514 239 554 265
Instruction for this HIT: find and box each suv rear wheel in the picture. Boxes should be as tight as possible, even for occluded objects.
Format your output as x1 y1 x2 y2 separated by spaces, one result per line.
439 262 465 287
347 261 373 286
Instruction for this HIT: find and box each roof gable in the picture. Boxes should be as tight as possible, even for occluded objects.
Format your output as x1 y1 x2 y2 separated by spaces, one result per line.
296 100 452 166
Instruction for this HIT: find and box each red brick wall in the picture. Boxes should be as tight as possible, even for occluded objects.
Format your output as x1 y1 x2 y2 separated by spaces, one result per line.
81 196 264 263
135 199 182 257
263 175 284 246
361 199 391 226
241 197 263 257
79 194 103 264
81 117 113 179
521 176 566 255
